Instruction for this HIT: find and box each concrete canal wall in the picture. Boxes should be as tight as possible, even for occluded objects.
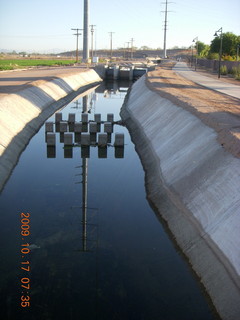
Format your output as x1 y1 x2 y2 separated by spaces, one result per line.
0 69 102 192
121 75 240 320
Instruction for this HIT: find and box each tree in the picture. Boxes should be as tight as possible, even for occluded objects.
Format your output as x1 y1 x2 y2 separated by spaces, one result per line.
140 46 151 50
210 32 240 57
195 41 209 57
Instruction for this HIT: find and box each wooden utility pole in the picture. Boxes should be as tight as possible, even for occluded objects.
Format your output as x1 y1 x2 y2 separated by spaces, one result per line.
71 28 82 62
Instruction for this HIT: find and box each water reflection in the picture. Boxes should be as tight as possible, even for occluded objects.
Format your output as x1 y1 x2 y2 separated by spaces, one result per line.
0 81 219 320
44 91 126 253
45 93 125 159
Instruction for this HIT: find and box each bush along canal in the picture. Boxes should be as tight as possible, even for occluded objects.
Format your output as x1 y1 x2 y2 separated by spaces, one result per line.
0 81 220 320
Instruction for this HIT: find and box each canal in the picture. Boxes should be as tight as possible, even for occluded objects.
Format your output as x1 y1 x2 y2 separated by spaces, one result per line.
0 82 219 320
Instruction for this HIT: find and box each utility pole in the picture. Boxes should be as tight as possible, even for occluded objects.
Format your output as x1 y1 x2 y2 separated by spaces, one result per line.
109 32 115 59
71 28 82 62
83 0 89 62
163 0 168 58
237 44 240 61
126 41 131 60
162 0 172 59
90 25 96 62
214 27 223 79
192 36 198 70
130 38 134 59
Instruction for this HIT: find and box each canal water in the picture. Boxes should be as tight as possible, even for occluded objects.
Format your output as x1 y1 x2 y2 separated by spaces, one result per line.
0 82 219 320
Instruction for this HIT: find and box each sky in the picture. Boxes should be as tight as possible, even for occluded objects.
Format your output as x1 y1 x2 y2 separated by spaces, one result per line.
0 0 240 53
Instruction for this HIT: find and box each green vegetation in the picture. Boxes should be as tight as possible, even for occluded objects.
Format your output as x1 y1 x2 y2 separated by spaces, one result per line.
0 59 76 71
192 32 240 80
194 32 240 61
210 32 240 58
220 65 228 75
196 41 210 57
230 66 240 80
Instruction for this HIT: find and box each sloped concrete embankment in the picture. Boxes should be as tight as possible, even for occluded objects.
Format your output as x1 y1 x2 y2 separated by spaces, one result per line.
120 75 240 320
0 69 102 192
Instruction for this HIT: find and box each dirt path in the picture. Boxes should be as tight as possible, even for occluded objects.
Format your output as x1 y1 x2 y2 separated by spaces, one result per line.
146 62 240 158
0 66 88 96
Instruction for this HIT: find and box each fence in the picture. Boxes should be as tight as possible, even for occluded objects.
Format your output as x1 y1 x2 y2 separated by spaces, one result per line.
196 58 240 72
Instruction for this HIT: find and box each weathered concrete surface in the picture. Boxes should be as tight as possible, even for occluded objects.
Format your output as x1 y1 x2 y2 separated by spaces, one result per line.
121 75 240 320
0 68 102 191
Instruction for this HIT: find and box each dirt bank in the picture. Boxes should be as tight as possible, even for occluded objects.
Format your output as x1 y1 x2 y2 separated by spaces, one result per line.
146 62 240 158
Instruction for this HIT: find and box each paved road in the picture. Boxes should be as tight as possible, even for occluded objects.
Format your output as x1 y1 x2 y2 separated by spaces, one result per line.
173 62 240 100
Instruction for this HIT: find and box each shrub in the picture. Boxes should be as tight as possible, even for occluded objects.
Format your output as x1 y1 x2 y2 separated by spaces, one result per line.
232 66 240 80
222 55 235 61
220 65 228 75
207 52 219 60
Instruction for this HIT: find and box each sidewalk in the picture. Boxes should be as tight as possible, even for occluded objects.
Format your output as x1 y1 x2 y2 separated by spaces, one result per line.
173 62 240 100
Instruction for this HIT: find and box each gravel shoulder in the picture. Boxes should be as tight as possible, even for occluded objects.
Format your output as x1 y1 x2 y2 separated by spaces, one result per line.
146 62 240 158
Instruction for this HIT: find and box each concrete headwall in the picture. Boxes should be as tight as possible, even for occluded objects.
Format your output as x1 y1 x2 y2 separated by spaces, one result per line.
0 69 102 192
121 75 240 320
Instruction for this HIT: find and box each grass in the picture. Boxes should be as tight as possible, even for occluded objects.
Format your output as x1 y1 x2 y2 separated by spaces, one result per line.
0 59 76 71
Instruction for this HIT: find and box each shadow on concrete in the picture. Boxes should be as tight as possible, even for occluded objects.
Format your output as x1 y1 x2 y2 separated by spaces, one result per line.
148 80 208 90
17 86 56 109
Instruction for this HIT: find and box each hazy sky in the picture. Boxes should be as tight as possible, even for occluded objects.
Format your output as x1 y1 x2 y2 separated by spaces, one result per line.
0 0 239 53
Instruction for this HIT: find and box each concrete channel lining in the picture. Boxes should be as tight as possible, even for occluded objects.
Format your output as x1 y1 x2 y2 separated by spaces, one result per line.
120 74 240 320
0 69 102 192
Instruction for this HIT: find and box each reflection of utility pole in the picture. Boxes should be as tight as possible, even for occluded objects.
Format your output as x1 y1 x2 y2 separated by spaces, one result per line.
109 32 115 59
81 92 89 251
71 28 83 62
82 95 88 113
71 100 82 109
90 25 96 62
81 158 88 251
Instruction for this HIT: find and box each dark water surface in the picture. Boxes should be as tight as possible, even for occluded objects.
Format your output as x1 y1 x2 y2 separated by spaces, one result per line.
0 82 218 320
